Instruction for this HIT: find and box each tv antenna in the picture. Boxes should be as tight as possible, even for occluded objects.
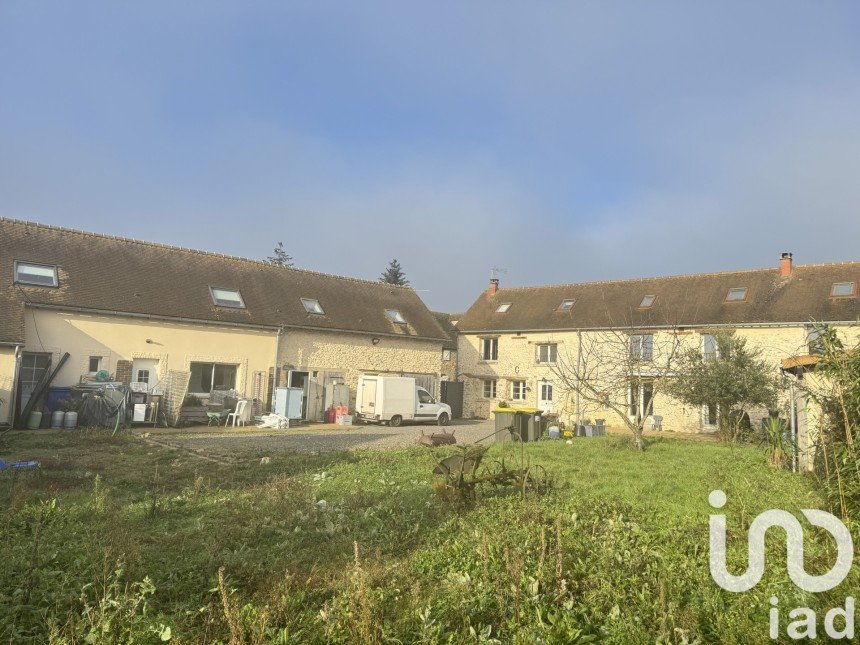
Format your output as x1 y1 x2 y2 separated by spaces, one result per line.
490 267 507 280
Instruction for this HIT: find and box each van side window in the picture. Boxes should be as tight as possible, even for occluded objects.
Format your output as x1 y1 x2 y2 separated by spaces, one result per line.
418 390 433 404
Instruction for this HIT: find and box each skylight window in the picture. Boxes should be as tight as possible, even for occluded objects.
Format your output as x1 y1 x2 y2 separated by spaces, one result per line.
386 309 406 324
301 298 325 315
496 303 512 313
558 299 574 311
210 287 246 308
14 261 58 287
725 287 749 302
831 282 856 298
639 295 656 309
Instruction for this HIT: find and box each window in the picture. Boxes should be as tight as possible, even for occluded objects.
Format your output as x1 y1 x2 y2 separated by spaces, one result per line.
136 369 150 385
14 261 58 287
806 325 825 355
483 379 497 398
725 287 748 302
19 353 51 409
702 334 717 361
210 287 245 309
540 381 553 402
831 282 856 298
189 362 238 394
442 349 452 361
301 298 325 315
639 295 656 309
537 343 557 363
511 380 526 401
704 403 718 427
629 380 654 420
630 334 653 360
386 309 406 324
481 337 498 361
495 303 512 313
88 356 101 373
418 389 434 404
558 299 574 311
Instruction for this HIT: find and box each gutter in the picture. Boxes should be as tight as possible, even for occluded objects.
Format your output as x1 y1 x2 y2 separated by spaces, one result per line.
458 319 860 335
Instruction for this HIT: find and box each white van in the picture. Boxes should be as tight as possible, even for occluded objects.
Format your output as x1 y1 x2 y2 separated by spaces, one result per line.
356 375 451 427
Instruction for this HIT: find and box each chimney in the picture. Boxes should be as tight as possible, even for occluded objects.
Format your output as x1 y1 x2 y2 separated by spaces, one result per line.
489 278 500 296
779 252 793 277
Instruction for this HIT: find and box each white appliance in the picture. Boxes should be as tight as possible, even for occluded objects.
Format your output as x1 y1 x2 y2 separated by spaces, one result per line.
274 387 304 420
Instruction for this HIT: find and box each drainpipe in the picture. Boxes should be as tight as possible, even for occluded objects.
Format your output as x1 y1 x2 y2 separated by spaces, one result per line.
271 327 283 413
6 345 22 427
576 330 582 427
789 377 798 473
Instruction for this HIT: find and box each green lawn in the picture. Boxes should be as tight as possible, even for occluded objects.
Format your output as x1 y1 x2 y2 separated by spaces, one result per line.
0 430 852 643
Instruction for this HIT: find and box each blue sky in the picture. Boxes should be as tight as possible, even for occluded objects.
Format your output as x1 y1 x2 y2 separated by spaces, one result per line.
2 2 859 311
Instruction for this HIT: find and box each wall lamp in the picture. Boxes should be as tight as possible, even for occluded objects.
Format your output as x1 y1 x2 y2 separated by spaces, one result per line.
371 337 381 345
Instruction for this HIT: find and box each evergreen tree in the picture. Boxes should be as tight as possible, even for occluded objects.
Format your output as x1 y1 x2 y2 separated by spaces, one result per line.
267 242 294 267
380 258 409 286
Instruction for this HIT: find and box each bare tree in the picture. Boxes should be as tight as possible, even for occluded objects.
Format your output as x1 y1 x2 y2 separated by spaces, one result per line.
551 325 682 451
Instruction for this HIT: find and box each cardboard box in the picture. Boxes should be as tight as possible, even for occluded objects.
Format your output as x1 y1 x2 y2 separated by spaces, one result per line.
336 415 353 426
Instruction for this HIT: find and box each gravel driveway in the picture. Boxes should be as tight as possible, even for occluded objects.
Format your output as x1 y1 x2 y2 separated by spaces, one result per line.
140 419 497 461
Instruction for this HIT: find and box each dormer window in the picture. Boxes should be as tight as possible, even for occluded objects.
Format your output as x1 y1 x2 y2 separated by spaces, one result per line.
210 287 246 309
831 282 856 298
639 295 656 309
496 303 512 313
558 299 574 311
301 298 325 315
725 287 748 302
386 309 406 324
14 261 58 287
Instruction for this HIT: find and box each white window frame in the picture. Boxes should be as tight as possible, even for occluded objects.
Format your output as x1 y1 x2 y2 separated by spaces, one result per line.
442 349 452 361
702 402 719 429
301 298 325 315
482 379 497 399
511 380 526 401
702 334 718 361
628 379 655 421
539 381 553 402
209 286 246 309
14 260 59 287
725 287 748 302
88 356 102 374
831 282 856 298
639 294 656 308
558 299 574 311
630 334 654 361
386 309 407 324
537 343 557 364
495 302 512 313
481 337 498 361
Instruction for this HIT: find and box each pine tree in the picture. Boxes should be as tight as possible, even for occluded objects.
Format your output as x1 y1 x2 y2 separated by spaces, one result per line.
380 258 409 286
267 242 294 268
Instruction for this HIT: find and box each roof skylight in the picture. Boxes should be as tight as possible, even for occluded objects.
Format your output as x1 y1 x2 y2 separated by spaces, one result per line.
210 287 246 308
831 282 856 298
301 298 325 315
639 295 656 308
725 287 749 302
558 299 574 311
496 303 512 313
386 309 406 324
14 261 58 287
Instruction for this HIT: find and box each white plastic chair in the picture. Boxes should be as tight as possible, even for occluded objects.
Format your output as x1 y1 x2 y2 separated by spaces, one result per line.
226 399 251 427
651 415 663 432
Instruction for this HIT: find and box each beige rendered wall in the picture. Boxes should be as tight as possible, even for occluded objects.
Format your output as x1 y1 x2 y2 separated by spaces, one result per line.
0 346 17 424
23 309 277 399
278 328 443 409
458 323 860 432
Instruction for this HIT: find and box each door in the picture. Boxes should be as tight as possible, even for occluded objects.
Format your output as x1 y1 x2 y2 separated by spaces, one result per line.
18 352 51 413
132 359 160 393
358 378 377 415
415 387 441 419
538 380 554 413
288 371 309 418
440 381 464 418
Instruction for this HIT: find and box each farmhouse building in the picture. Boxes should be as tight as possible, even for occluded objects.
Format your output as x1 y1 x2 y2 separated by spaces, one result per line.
0 218 449 425
455 255 860 448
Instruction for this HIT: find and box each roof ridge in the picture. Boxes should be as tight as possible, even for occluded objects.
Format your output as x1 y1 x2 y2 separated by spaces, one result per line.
491 261 860 292
0 216 415 291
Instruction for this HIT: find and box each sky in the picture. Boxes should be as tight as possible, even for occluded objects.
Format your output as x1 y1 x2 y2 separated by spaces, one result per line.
2 2 859 312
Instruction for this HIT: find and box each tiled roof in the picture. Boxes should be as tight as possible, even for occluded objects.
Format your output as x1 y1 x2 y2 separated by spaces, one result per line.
432 311 459 350
456 262 860 332
0 218 448 344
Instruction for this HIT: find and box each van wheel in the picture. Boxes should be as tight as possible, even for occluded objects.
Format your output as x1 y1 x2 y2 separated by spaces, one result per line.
389 415 402 428
437 412 450 426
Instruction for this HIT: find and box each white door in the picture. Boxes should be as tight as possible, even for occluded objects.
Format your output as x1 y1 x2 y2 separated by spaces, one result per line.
538 380 554 413
416 388 441 421
132 359 159 393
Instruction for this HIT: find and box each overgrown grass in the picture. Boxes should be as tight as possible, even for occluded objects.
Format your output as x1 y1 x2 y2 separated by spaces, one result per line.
0 430 854 643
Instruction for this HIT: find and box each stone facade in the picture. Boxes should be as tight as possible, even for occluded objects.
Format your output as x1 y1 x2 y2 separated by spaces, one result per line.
458 324 860 434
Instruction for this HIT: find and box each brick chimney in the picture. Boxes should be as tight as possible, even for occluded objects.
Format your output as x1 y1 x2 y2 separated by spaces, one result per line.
489 278 500 296
779 252 793 277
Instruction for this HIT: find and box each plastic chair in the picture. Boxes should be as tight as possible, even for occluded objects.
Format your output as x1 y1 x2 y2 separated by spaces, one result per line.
651 415 663 432
226 400 251 427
